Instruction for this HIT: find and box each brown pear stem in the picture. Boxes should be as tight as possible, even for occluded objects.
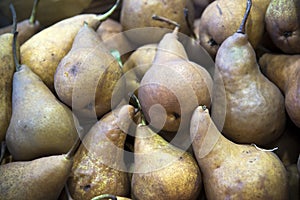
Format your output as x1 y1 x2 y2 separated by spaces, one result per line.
183 7 197 39
12 31 22 72
65 137 82 160
152 14 180 31
237 0 252 34
9 3 17 34
29 0 40 24
96 0 120 21
91 194 118 200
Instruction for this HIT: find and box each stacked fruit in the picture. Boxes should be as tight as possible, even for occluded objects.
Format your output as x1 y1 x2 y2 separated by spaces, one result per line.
0 0 299 200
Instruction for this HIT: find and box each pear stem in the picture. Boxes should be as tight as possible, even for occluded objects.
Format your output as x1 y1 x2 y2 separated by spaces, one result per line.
91 194 118 200
128 93 147 125
9 3 17 34
237 0 252 34
183 8 197 39
29 0 40 24
65 137 82 160
96 0 120 21
152 14 180 30
12 31 22 71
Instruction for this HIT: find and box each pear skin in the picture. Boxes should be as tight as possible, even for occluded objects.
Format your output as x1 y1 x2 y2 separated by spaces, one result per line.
54 23 124 118
20 0 120 91
190 106 289 200
198 0 270 58
138 27 213 133
0 0 41 45
122 43 157 97
212 0 286 145
131 124 202 200
0 33 18 142
265 0 300 54
6 65 79 161
259 53 300 128
0 155 72 200
68 105 135 200
0 138 81 200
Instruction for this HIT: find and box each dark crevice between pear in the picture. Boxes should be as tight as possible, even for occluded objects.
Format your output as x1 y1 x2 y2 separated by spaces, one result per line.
283 31 293 38
0 142 7 164
184 7 197 39
237 0 252 34
208 38 218 47
28 0 40 25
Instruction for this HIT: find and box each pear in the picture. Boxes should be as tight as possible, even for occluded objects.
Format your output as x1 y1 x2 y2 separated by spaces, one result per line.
20 0 120 91
211 0 286 145
122 43 157 97
138 25 213 135
0 138 81 200
264 119 300 167
132 124 202 200
265 0 300 54
5 31 80 161
259 53 300 128
0 0 41 45
0 4 18 142
120 0 195 46
54 22 124 119
197 0 270 58
190 106 289 199
67 104 135 200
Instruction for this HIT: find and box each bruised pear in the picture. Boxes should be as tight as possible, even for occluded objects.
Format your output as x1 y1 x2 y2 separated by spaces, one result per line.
212 0 286 145
54 23 124 119
190 106 289 200
20 0 120 91
67 105 134 200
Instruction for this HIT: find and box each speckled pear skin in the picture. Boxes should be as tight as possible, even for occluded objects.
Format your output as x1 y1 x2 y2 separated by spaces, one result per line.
5 65 79 161
0 154 72 200
0 33 18 142
190 106 289 200
131 124 202 200
68 105 135 200
265 0 300 54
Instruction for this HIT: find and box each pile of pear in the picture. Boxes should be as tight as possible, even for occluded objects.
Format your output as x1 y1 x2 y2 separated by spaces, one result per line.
0 0 299 199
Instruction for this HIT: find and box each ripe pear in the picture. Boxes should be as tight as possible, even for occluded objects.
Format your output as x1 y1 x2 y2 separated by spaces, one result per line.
0 0 41 45
96 18 133 60
131 124 202 200
197 0 270 58
265 0 300 54
68 104 135 200
259 53 300 128
264 120 300 167
0 35 17 142
54 23 124 119
6 34 80 160
0 138 81 200
190 106 289 199
120 0 195 45
138 26 213 134
211 0 286 145
122 43 157 97
20 0 120 91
